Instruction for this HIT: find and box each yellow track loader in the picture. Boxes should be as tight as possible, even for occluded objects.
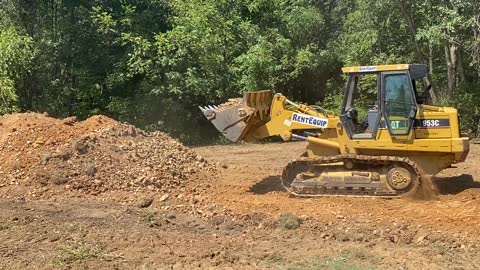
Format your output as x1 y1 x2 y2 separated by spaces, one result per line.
200 64 470 197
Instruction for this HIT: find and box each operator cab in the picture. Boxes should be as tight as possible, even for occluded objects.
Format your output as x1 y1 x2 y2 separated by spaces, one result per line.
340 64 428 139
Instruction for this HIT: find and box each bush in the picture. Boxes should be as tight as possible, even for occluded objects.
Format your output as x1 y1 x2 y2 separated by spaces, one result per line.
277 212 302 230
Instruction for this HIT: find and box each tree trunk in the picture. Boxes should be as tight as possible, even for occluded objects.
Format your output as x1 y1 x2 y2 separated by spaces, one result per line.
428 42 433 76
445 45 457 96
476 14 480 81
397 1 437 103
476 25 480 81
457 45 466 84
426 42 437 104
397 2 424 63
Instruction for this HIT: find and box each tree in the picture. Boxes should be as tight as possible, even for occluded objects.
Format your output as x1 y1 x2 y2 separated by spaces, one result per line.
1 0 480 140
0 26 33 113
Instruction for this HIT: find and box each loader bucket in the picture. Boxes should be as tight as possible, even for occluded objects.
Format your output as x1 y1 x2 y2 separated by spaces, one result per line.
199 90 273 142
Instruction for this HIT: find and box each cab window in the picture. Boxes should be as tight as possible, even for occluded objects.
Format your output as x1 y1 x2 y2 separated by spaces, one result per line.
383 73 416 135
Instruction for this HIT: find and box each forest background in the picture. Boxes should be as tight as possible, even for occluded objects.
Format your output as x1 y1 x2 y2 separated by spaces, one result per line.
1 0 479 144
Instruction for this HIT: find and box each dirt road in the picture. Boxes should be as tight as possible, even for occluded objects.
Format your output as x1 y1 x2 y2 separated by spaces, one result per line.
196 142 480 238
1 140 480 269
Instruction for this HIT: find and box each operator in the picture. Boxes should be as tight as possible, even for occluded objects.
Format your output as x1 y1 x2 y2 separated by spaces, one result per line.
360 103 379 131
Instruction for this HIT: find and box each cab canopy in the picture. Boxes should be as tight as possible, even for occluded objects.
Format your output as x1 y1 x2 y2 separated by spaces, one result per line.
342 64 427 80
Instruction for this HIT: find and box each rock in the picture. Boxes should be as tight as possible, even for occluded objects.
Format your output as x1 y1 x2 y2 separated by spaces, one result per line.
54 150 71 161
159 194 170 202
389 235 399 243
35 139 45 146
416 235 426 244
192 195 201 204
354 233 365 242
129 126 137 136
62 116 77 126
40 153 51 165
10 161 22 171
339 234 350 242
172 262 184 270
0 113 217 200
83 163 96 177
74 139 88 154
138 197 154 208
51 174 68 185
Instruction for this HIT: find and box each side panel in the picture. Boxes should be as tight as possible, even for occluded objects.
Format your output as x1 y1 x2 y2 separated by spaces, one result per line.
414 106 461 139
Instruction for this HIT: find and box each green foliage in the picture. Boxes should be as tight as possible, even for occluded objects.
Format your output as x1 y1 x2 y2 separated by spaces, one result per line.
277 212 302 230
53 243 100 266
1 0 480 142
438 82 480 136
336 0 416 66
0 27 33 113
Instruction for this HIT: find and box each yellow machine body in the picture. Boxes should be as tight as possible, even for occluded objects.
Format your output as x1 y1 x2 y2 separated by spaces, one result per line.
200 64 470 197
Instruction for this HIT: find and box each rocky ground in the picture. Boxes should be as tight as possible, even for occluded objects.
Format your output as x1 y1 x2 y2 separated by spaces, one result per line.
0 113 215 209
1 113 480 269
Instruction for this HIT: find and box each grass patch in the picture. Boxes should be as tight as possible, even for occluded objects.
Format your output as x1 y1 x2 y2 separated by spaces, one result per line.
143 212 160 227
53 244 101 266
278 212 302 230
263 250 378 270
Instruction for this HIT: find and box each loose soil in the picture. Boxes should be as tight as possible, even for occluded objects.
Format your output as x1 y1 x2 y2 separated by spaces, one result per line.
197 142 480 239
0 113 215 207
1 113 480 269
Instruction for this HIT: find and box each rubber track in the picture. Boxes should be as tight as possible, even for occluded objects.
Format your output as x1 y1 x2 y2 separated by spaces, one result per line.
281 154 421 198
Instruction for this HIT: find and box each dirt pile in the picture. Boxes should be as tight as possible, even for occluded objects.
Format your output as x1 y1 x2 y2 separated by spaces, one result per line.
0 113 215 199
218 98 242 109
